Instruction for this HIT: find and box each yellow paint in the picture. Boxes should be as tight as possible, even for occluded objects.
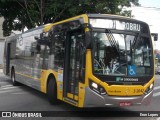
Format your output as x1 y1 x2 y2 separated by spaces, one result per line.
89 76 154 96
43 14 88 32
98 77 152 96
66 93 78 101
40 70 47 93
40 69 58 94
144 76 154 91
99 77 154 96
88 74 154 96
67 93 74 99
85 49 103 85
57 81 63 100
40 69 64 100
106 85 144 96
74 95 78 101
40 70 46 87
78 82 85 107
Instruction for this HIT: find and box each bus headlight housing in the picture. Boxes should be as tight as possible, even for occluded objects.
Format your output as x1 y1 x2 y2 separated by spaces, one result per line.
89 80 107 95
145 83 154 95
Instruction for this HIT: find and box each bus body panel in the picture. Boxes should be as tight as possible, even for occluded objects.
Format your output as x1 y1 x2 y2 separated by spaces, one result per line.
83 87 153 107
15 72 41 91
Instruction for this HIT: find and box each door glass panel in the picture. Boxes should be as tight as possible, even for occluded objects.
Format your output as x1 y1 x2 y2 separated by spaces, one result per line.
68 32 83 95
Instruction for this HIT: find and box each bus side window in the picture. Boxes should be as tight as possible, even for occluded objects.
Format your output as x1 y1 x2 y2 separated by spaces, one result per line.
34 44 49 70
36 44 41 54
34 44 41 68
39 44 50 69
52 32 65 71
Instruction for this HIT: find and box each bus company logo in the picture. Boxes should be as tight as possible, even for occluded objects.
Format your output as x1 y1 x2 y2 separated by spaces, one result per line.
125 88 130 95
18 36 23 46
116 77 123 82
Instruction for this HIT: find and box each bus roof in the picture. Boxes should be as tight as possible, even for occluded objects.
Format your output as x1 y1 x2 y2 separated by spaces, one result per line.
43 13 148 33
8 14 147 38
87 14 147 24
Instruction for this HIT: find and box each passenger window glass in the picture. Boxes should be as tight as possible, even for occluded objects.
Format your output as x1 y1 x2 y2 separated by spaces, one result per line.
52 32 65 71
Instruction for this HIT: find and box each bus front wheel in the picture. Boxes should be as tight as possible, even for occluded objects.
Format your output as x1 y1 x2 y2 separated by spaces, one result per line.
47 77 58 104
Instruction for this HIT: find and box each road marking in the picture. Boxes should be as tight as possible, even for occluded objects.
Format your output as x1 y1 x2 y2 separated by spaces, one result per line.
0 82 13 88
157 117 160 120
153 92 160 97
154 86 160 91
153 86 160 97
0 90 18 94
0 86 17 90
12 92 27 95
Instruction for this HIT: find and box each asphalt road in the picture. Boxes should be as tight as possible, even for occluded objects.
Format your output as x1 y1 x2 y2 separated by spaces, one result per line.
0 71 160 120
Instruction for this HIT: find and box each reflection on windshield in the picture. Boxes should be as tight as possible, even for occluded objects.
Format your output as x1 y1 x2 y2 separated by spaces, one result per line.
93 31 152 76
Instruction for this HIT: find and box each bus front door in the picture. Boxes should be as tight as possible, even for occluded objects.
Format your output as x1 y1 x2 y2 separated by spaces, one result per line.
63 29 83 104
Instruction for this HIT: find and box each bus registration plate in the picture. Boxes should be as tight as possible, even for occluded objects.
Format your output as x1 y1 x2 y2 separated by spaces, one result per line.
119 102 132 106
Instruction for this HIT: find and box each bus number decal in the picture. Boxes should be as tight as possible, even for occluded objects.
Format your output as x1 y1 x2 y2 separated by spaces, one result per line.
133 89 144 94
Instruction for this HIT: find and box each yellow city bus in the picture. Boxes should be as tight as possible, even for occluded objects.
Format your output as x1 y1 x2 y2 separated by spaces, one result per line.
3 14 155 107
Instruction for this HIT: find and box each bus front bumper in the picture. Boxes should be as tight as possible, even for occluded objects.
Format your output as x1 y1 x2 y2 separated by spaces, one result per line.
83 87 153 107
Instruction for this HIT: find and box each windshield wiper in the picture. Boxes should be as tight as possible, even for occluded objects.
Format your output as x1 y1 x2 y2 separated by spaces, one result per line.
105 29 120 55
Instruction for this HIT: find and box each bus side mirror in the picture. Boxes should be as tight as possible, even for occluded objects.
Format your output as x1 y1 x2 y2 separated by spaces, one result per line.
151 33 158 41
34 36 39 40
38 39 50 46
154 35 158 41
35 32 50 46
79 43 86 55
34 36 50 46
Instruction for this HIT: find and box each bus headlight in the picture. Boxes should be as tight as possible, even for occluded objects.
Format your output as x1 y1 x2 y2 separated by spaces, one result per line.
89 80 107 95
145 83 154 94
91 82 98 89
150 83 154 89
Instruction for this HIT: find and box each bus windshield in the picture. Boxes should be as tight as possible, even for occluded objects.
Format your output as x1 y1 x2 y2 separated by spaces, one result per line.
92 30 153 76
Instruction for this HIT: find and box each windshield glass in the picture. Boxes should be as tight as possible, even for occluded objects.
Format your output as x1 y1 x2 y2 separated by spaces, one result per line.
93 31 153 76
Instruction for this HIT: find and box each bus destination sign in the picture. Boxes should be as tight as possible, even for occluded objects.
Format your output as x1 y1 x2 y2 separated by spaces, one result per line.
90 18 141 31
125 22 140 31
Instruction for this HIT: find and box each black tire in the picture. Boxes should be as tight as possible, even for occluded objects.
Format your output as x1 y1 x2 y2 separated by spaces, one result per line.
11 69 19 86
47 77 58 104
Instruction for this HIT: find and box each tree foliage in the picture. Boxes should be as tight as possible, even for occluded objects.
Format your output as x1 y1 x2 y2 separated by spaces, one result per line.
0 0 139 36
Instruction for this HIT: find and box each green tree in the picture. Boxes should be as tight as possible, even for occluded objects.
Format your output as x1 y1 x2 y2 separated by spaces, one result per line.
0 0 139 36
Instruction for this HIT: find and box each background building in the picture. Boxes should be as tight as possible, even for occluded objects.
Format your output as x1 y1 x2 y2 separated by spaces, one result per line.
128 6 160 68
130 6 160 51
